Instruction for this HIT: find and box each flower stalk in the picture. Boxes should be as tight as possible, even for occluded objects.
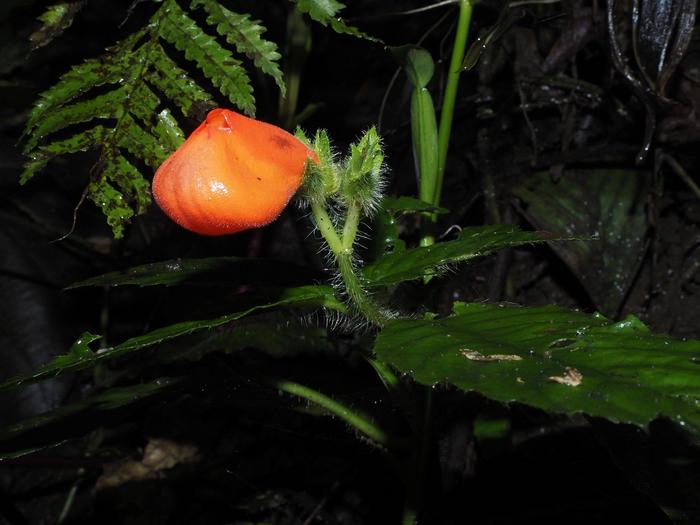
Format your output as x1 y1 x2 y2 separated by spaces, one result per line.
301 128 388 328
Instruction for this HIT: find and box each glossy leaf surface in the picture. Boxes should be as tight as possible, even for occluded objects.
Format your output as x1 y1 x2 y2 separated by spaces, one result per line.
514 169 649 316
375 302 700 436
363 225 559 286
381 196 448 215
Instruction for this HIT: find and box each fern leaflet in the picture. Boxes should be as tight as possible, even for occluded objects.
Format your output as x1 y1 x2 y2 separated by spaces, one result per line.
193 0 285 96
293 0 380 41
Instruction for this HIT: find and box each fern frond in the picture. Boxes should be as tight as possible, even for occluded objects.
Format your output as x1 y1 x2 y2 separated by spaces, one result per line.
158 0 255 117
23 0 289 238
25 30 145 134
114 114 169 169
294 0 380 42
22 127 108 184
25 87 127 153
146 44 213 119
153 109 186 151
193 0 285 96
29 1 85 50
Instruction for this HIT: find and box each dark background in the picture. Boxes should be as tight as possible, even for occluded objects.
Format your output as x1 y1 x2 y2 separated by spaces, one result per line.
1 0 700 523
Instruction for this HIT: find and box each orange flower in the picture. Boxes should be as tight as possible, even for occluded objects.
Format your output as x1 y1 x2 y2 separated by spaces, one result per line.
152 108 317 235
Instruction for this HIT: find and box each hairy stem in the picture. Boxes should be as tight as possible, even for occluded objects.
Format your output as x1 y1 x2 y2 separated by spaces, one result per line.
312 202 386 327
342 201 361 251
311 202 345 255
273 379 402 448
337 254 386 327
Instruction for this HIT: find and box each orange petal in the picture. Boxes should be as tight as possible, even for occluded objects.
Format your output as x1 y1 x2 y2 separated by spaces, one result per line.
152 109 317 236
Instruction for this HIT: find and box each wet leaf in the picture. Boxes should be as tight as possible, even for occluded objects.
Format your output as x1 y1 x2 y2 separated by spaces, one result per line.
374 302 700 437
462 6 524 71
633 0 696 96
363 225 562 286
381 196 448 215
294 0 380 42
514 169 649 317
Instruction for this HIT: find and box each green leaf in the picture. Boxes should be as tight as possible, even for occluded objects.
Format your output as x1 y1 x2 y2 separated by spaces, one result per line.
392 46 439 205
367 208 403 260
392 46 434 89
294 0 380 42
153 108 186 152
29 1 85 50
147 43 214 119
25 86 128 153
22 35 168 238
0 286 345 392
381 196 448 215
367 196 447 259
513 169 649 316
296 0 346 19
462 6 523 71
21 126 108 183
0 379 178 459
87 179 135 239
67 257 320 288
159 0 255 116
411 86 439 205
158 314 333 363
193 0 285 95
374 302 700 436
24 30 140 133
363 225 560 286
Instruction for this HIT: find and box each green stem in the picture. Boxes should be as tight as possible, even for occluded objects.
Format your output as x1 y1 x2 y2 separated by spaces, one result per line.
338 254 386 327
435 0 473 210
366 357 402 395
312 202 386 327
273 379 402 449
311 202 345 255
342 202 361 251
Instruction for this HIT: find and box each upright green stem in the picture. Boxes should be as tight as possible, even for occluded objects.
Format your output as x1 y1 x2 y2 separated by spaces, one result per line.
311 202 386 327
311 202 344 255
274 379 403 449
435 0 473 210
337 254 386 327
342 202 361 251
413 5 474 504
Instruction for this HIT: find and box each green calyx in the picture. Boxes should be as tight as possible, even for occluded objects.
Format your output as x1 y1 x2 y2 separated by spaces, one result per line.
343 127 384 213
296 127 385 214
296 128 340 207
